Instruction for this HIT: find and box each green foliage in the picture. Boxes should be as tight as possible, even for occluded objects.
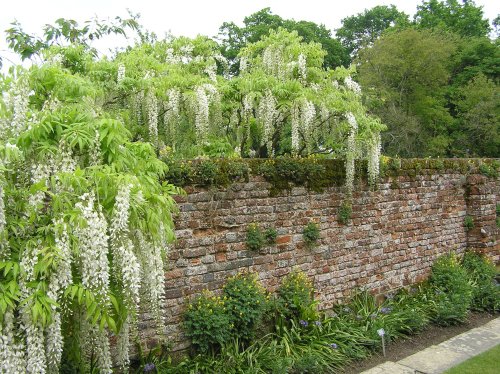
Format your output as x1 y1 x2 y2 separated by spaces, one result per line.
218 8 349 73
174 254 497 373
302 221 320 247
336 5 410 56
134 343 173 373
479 162 500 178
461 251 500 312
272 320 347 373
0 22 181 370
337 201 352 225
464 216 475 231
414 0 491 38
337 289 430 344
183 290 232 354
357 28 457 157
246 223 265 251
451 74 499 158
6 13 140 61
428 253 473 325
202 137 239 158
223 272 269 342
277 271 317 321
264 227 277 245
163 159 249 187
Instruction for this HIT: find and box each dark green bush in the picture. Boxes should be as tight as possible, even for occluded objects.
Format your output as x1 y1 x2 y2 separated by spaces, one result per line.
277 271 318 321
302 221 320 247
196 160 218 185
462 251 500 312
246 223 265 251
337 201 352 225
428 253 473 325
264 227 278 245
223 272 269 342
464 216 474 231
183 290 232 354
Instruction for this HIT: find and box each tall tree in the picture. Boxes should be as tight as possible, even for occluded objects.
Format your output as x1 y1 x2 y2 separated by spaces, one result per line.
451 74 500 157
357 28 457 157
218 8 349 73
336 5 409 57
414 0 490 38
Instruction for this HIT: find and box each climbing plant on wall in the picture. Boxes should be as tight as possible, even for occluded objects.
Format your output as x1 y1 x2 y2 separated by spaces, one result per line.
0 57 179 373
0 17 385 373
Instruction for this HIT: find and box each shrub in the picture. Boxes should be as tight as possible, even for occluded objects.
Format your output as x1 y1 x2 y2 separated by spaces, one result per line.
464 215 474 231
277 271 317 321
337 201 352 225
223 272 269 342
264 227 278 245
303 221 320 247
462 251 500 312
246 223 265 251
184 290 232 354
196 160 218 185
428 253 473 325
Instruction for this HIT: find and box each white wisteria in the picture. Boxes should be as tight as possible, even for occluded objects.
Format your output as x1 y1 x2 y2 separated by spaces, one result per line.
298 53 307 83
258 90 278 156
0 311 25 374
194 85 210 143
117 64 126 84
344 76 361 95
367 132 382 187
345 112 358 196
75 193 110 299
291 101 300 155
146 90 159 144
9 77 30 138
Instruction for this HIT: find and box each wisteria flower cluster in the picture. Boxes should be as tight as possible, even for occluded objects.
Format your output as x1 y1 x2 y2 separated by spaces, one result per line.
0 70 177 373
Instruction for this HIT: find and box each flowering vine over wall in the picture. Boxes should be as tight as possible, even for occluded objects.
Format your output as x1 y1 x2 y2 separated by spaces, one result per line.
0 64 179 372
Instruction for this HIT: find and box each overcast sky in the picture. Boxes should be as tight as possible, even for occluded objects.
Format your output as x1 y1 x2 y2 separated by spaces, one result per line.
1 0 498 67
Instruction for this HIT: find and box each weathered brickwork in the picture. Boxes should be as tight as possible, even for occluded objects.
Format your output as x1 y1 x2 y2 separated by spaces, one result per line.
144 170 500 351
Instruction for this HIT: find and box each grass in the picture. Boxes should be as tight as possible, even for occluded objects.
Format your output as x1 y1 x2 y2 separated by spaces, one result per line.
443 344 500 374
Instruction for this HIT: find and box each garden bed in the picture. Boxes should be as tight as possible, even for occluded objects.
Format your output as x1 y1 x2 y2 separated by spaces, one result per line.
342 312 497 373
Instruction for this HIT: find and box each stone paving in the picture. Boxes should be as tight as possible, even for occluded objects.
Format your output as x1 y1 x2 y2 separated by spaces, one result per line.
360 317 500 374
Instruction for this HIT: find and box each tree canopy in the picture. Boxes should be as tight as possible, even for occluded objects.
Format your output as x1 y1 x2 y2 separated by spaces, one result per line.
218 8 349 73
414 0 491 37
336 5 410 56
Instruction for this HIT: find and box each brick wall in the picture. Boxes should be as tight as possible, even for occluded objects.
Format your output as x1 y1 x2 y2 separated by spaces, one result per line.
143 166 500 351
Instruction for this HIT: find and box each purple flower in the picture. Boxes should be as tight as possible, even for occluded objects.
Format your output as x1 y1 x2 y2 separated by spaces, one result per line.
314 321 322 326
144 363 156 373
329 343 338 349
381 307 392 314
356 315 363 320
299 320 308 327
343 307 351 313
370 313 377 319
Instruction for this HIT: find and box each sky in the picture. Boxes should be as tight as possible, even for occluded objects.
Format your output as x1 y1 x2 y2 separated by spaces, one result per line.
1 0 498 68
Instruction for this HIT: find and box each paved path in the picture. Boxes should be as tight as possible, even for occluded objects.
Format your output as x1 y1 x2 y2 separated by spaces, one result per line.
360 317 500 374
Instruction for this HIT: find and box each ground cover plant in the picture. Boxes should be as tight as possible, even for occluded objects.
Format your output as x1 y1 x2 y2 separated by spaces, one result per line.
147 252 499 373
